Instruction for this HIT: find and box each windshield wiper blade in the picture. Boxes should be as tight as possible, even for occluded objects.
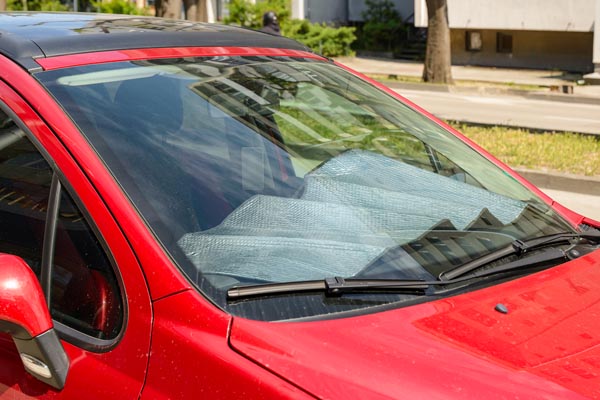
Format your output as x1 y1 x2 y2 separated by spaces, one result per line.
466 246 568 279
227 232 600 301
440 232 600 281
227 277 435 300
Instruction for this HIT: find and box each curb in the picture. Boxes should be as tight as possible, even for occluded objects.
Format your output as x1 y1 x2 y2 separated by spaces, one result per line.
514 169 600 196
525 92 600 106
378 80 600 106
444 119 599 136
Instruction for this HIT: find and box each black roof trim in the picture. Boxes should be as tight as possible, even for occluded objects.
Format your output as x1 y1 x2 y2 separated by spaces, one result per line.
0 12 312 71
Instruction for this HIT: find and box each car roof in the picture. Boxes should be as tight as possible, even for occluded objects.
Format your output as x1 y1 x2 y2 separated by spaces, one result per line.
0 12 311 71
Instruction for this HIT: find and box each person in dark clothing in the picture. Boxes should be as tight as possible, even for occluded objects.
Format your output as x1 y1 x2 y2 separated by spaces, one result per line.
260 11 281 36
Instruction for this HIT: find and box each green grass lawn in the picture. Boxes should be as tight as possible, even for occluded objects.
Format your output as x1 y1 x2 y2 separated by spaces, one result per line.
452 123 600 176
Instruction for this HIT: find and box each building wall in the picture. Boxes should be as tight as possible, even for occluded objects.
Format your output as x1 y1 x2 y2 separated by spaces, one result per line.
348 0 414 22
451 29 594 72
415 0 595 32
295 0 414 23
305 0 348 23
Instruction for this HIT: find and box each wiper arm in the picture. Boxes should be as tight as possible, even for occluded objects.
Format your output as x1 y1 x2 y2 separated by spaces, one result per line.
440 231 600 281
227 277 435 300
466 247 568 280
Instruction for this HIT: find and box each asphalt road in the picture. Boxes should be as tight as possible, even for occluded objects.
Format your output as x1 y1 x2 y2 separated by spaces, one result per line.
391 88 600 220
396 89 600 135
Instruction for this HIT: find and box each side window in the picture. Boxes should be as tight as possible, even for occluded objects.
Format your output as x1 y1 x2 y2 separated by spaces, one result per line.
51 189 123 340
0 107 122 341
0 109 51 275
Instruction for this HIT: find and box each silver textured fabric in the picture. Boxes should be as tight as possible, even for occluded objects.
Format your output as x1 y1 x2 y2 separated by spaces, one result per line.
308 150 526 224
179 234 385 282
178 150 526 282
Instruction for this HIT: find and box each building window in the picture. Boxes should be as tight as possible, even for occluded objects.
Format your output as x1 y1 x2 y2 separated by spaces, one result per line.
496 32 513 53
465 31 482 51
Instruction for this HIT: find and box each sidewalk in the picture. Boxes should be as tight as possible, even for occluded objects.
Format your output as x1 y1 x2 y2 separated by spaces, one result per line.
335 57 600 105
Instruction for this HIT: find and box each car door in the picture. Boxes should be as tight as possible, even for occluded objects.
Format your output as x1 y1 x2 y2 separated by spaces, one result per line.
0 81 153 398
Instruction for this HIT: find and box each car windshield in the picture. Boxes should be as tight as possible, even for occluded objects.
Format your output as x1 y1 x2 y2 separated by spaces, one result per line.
38 55 575 320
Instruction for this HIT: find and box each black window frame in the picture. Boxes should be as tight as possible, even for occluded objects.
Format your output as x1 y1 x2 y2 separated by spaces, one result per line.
0 101 126 353
465 30 483 52
496 32 513 54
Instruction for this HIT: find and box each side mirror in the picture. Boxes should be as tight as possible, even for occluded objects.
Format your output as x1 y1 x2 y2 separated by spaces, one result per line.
0 254 69 389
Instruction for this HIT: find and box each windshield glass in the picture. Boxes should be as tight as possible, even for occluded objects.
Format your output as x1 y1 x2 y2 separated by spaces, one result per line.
38 56 575 320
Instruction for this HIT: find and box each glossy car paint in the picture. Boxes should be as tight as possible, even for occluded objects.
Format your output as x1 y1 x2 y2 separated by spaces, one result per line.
35 47 324 71
140 290 312 399
230 252 600 399
1 16 599 398
0 254 52 337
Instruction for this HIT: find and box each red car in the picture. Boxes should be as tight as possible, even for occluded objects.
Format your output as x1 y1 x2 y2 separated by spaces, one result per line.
1 12 600 399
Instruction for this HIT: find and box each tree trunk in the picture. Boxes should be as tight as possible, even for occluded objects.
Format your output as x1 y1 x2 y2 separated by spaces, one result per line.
184 0 198 21
0 0 6 11
422 0 453 84
155 0 181 19
184 0 208 22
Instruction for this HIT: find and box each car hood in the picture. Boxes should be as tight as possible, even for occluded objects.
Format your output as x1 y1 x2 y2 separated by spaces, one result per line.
229 250 600 399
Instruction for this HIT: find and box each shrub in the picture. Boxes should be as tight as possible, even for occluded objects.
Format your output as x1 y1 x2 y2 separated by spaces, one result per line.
358 0 404 51
93 0 150 15
8 0 68 11
284 19 356 57
225 0 289 30
225 0 356 58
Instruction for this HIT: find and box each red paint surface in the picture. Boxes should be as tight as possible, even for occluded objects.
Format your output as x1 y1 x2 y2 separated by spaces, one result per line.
0 72 153 399
231 250 600 399
141 290 313 399
0 254 52 337
36 47 324 70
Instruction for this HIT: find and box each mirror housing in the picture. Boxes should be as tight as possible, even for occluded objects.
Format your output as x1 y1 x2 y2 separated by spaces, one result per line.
0 254 69 389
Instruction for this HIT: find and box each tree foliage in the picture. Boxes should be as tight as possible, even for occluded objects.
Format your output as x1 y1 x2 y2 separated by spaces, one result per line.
285 19 356 57
360 0 403 51
224 0 356 57
224 0 289 29
93 0 149 15
7 0 67 11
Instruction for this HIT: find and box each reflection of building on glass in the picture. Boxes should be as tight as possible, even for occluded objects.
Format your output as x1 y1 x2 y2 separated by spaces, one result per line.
0 113 51 223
